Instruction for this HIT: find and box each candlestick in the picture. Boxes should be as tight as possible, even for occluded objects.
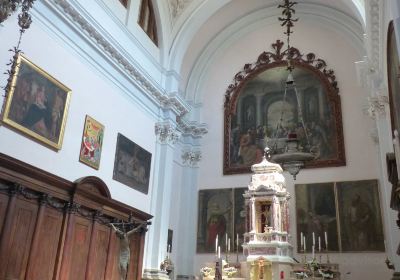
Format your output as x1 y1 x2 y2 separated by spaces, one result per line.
318 236 321 252
312 245 315 260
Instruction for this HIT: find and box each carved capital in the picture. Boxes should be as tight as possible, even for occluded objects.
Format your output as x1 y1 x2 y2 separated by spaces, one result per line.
155 122 181 144
181 150 202 167
365 95 389 119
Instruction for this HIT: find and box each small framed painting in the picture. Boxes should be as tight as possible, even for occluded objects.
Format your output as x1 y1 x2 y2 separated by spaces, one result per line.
1 54 72 150
79 115 105 170
113 133 152 194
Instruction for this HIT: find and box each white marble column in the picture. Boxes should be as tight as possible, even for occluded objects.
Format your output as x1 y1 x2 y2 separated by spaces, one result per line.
251 197 256 233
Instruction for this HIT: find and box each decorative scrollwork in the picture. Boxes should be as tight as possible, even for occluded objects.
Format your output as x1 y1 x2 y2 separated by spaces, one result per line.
224 40 339 112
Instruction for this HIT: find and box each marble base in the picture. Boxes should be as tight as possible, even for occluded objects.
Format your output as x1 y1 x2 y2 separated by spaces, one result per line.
392 272 400 280
142 269 170 280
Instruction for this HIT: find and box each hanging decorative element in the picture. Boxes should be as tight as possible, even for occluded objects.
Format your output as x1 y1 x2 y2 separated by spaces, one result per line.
2 0 35 98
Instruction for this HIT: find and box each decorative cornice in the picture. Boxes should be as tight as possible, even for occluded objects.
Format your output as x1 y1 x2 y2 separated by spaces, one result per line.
53 0 189 117
181 149 201 167
155 122 181 145
224 40 339 112
176 116 208 137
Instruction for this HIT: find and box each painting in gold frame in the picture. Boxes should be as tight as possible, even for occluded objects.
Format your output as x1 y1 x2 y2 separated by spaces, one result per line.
1 54 72 150
79 115 104 170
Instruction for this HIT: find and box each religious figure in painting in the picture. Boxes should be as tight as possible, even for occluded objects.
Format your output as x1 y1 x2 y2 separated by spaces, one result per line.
206 203 230 249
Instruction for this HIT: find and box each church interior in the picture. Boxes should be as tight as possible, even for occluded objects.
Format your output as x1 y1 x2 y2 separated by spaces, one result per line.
0 0 400 279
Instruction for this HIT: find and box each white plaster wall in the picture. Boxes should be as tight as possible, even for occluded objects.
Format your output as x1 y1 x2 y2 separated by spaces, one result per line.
0 15 156 212
194 20 392 279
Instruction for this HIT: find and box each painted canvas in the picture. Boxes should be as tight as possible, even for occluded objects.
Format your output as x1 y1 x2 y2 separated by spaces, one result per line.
2 54 71 150
79 115 104 169
295 183 339 252
113 133 152 194
197 188 233 253
337 180 385 252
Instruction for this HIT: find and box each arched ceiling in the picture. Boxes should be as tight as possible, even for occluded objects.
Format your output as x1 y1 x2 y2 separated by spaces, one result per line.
162 0 366 101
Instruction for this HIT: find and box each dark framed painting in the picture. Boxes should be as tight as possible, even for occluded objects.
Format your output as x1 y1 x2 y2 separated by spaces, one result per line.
113 133 152 194
79 115 104 170
223 40 345 174
295 183 339 252
197 188 233 253
295 180 384 253
337 180 385 252
1 54 72 150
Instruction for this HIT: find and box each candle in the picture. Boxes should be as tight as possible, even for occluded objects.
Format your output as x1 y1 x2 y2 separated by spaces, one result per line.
324 232 328 250
300 232 303 248
215 236 218 255
218 246 221 259
303 236 306 252
237 233 239 249
312 232 315 246
312 245 315 259
226 233 228 251
318 236 321 252
228 238 231 252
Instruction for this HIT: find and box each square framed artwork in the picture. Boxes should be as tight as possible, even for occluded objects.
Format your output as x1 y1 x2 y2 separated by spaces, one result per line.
113 133 152 194
1 54 72 150
79 115 104 170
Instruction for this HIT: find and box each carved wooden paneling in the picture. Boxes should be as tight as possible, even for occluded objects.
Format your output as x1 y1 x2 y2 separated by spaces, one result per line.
0 197 38 280
0 153 151 280
0 192 9 234
128 232 143 280
68 216 92 280
86 223 111 280
25 206 64 280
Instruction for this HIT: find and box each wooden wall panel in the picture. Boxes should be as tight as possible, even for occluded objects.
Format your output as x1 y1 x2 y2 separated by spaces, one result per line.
86 223 111 280
25 207 64 280
104 228 120 280
1 198 38 280
68 216 92 280
0 192 9 235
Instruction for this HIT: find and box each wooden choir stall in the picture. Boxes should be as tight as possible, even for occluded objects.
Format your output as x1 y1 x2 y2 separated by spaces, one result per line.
0 153 152 280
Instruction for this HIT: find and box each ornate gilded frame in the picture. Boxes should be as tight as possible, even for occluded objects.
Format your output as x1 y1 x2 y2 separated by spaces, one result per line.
223 40 345 175
1 54 72 150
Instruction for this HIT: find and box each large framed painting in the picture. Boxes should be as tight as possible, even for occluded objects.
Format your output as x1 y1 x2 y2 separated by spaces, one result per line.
223 40 345 174
197 188 234 253
79 115 104 170
295 180 384 253
336 180 385 252
1 54 72 150
113 133 152 194
295 183 339 252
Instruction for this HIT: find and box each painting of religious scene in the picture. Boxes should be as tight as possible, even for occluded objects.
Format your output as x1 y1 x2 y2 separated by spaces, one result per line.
295 183 339 252
337 180 385 252
1 54 72 150
197 188 233 253
225 65 344 174
233 187 247 251
113 133 152 194
79 115 104 170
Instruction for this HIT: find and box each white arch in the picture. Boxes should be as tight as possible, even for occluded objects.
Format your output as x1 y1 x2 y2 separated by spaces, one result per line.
184 3 365 105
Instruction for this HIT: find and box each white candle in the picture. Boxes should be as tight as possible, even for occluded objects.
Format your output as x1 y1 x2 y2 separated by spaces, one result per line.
312 245 315 259
215 236 218 255
303 236 306 252
225 233 228 250
218 246 221 259
324 232 328 250
228 238 231 252
312 232 315 246
318 236 321 252
300 232 303 248
237 233 239 248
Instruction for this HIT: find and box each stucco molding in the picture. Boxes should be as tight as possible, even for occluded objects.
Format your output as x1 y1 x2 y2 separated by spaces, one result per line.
181 149 202 167
155 121 181 145
52 0 189 117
